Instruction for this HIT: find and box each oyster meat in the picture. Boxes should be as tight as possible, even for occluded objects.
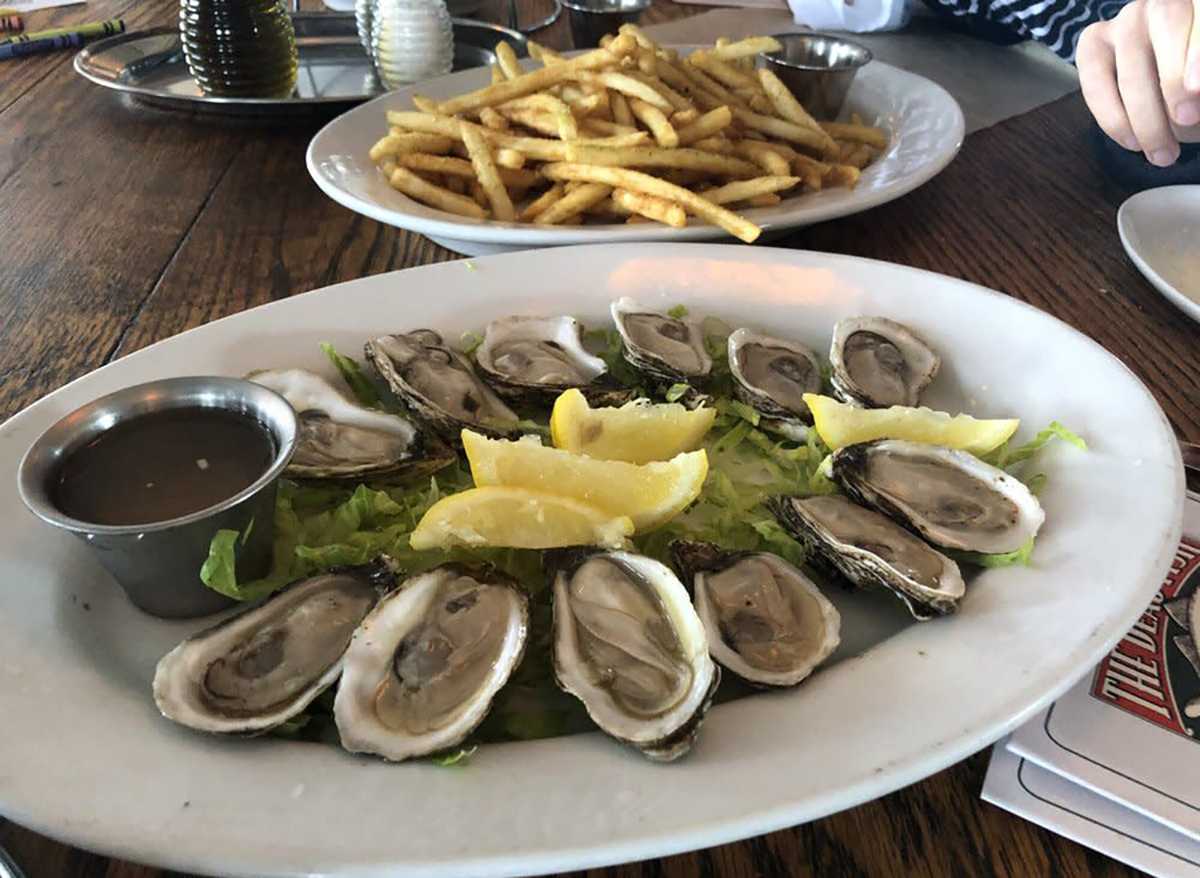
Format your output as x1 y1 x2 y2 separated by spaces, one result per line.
610 298 712 390
831 439 1045 555
727 327 822 440
153 558 399 735
474 315 632 406
549 548 718 761
671 541 840 688
334 564 529 762
365 330 520 443
249 368 453 482
768 495 965 620
829 316 939 408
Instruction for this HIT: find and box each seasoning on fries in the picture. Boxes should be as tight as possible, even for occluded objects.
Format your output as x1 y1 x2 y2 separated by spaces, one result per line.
369 26 890 243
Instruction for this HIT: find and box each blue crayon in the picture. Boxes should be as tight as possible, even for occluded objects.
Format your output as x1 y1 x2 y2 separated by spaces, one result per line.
0 31 84 59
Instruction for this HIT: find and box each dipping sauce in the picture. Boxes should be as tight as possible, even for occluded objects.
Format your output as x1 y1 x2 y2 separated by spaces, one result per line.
54 408 275 526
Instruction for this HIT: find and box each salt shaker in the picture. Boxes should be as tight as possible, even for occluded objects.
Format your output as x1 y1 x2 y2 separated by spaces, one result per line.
354 0 376 62
371 0 454 90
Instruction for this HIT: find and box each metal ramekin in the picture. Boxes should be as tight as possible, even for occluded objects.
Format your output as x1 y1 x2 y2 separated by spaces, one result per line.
18 377 297 619
761 33 873 120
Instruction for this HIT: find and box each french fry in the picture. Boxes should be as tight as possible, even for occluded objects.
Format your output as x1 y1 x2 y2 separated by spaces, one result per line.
497 105 561 139
734 141 791 175
583 196 631 218
490 64 504 85
845 144 872 170
444 176 466 195
565 143 761 177
710 36 782 61
688 51 760 92
479 106 510 132
698 175 801 205
679 61 749 110
821 121 889 149
628 98 678 148
675 106 734 145
580 118 638 136
574 71 673 113
749 94 774 115
671 108 700 126
461 121 516 221
691 136 735 155
413 94 440 115
495 40 523 80
495 147 526 169
387 166 488 218
637 48 658 77
627 71 693 113
731 106 834 155
397 153 538 188
518 183 565 221
791 152 829 190
612 188 687 228
437 47 620 115
535 182 612 224
745 192 782 207
569 92 605 118
617 22 658 51
757 68 830 140
471 180 489 208
369 132 455 162
542 163 761 242
528 40 565 66
610 90 634 127
828 163 862 189
582 131 652 147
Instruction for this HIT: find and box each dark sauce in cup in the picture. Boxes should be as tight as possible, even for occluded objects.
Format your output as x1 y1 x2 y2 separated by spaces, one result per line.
54 408 275 526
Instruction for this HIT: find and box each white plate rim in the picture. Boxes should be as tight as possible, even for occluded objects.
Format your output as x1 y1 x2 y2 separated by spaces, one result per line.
305 58 965 248
1117 184 1200 325
0 243 1184 878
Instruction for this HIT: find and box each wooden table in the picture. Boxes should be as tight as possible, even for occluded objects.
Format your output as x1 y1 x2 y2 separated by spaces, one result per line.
1 0 1197 873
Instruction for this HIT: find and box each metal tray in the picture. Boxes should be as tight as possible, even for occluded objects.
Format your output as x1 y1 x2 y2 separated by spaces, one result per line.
73 13 528 114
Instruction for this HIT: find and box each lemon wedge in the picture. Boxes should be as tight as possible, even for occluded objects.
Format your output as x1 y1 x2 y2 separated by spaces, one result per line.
549 388 716 464
409 486 633 551
805 393 1019 454
463 428 708 532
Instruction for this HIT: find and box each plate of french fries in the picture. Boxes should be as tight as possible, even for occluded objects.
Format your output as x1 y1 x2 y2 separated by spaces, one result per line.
307 26 964 255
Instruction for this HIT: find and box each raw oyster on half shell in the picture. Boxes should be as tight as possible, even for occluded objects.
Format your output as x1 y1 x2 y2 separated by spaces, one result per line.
249 368 453 482
365 329 521 443
334 563 529 762
670 541 840 688
474 315 632 406
610 299 712 391
768 495 965 620
831 440 1045 555
829 316 939 408
548 548 718 761
153 558 399 735
727 327 822 440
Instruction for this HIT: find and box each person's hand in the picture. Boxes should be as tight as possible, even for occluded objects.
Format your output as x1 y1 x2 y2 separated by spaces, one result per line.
1077 0 1200 166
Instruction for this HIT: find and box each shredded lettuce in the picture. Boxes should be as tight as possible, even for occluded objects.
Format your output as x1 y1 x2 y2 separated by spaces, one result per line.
985 421 1087 469
430 746 476 766
460 329 484 355
667 304 689 318
665 383 689 403
320 342 379 408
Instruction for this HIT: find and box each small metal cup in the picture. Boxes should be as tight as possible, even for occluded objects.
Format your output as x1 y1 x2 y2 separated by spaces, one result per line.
559 0 649 49
18 377 297 619
761 33 872 120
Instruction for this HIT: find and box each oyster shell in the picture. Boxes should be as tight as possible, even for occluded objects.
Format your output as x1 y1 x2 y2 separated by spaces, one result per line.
365 330 521 443
829 316 939 408
249 368 454 482
768 495 965 620
334 564 529 762
831 440 1045 555
727 327 822 440
152 558 399 735
474 315 633 406
670 541 840 688
549 548 718 761
610 299 712 391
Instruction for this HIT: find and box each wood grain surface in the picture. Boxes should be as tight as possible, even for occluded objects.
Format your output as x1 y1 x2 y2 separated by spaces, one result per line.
0 0 1196 874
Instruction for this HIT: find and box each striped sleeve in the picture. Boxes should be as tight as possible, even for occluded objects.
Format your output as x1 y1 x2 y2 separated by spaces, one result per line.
925 0 1130 61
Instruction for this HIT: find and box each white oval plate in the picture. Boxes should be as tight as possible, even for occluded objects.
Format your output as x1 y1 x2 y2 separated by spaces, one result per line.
0 244 1183 878
1118 184 1200 325
306 59 964 255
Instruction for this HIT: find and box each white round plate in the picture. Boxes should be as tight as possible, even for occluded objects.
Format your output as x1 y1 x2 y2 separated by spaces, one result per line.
306 58 964 255
1118 184 1200 325
0 244 1183 878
